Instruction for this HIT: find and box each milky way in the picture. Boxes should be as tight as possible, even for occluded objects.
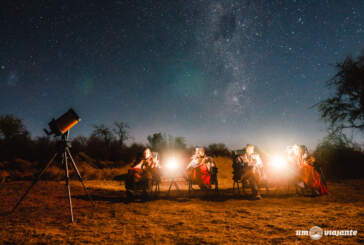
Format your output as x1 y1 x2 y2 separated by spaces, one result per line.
0 0 363 151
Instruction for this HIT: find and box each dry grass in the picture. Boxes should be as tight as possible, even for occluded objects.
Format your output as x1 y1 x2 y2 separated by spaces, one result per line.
4 161 131 182
0 177 363 244
0 157 363 244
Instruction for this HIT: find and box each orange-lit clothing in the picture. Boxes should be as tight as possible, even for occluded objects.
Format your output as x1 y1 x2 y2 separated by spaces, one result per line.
141 157 154 170
129 157 157 182
128 168 144 183
187 155 215 189
301 160 328 195
190 164 211 189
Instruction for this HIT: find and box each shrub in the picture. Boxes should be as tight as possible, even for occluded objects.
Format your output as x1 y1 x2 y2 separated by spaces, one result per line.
314 133 364 179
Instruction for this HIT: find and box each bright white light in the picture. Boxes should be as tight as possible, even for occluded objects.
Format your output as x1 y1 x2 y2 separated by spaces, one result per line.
270 155 288 170
166 157 179 171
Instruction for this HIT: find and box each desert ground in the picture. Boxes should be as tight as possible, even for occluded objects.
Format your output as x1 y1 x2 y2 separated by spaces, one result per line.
1 177 363 245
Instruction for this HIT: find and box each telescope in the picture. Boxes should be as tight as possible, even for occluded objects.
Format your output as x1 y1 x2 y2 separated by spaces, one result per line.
44 108 80 136
12 108 93 223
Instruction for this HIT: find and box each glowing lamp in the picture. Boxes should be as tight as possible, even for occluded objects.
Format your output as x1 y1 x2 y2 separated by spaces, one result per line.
44 109 81 136
270 155 288 170
166 157 179 171
163 156 182 178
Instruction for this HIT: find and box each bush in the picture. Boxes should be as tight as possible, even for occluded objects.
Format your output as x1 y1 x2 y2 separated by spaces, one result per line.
206 143 231 157
314 133 364 179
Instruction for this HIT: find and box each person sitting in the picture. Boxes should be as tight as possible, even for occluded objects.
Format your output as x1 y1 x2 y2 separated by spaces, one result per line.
232 150 246 186
152 152 161 168
186 147 216 190
150 152 162 189
240 144 263 199
287 144 305 190
128 148 156 184
287 144 328 196
186 147 204 169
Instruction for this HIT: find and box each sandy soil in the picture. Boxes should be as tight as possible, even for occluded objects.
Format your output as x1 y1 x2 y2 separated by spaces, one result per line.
0 179 363 244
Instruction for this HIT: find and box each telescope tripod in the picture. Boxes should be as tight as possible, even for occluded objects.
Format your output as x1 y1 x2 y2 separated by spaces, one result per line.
11 132 94 223
167 178 180 194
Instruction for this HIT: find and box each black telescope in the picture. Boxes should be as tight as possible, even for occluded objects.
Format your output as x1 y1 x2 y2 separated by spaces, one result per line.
44 108 80 136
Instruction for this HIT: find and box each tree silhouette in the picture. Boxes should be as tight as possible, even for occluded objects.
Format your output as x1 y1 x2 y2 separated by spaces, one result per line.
316 52 364 132
91 124 114 147
113 121 130 146
173 136 187 150
0 115 31 160
206 143 231 157
0 114 29 141
147 133 187 151
147 132 167 152
71 136 88 154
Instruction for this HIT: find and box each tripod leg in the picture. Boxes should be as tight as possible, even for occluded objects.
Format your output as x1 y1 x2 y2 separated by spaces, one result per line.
174 181 180 191
66 148 94 206
64 152 74 223
11 153 58 213
168 180 173 193
188 180 192 195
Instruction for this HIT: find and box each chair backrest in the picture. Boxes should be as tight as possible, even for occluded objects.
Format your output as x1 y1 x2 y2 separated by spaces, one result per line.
152 152 160 167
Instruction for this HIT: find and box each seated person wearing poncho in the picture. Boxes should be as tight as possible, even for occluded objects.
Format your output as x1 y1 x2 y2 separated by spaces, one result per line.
240 144 264 199
287 144 328 196
128 148 159 184
186 147 215 190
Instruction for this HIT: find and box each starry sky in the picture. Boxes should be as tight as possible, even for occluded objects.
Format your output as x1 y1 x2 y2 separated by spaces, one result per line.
0 0 363 152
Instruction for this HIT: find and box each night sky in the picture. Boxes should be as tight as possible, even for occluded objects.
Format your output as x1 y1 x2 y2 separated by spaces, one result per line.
1 1 363 152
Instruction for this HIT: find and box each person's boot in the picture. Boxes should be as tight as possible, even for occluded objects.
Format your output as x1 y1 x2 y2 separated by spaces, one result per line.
255 194 262 199
311 189 320 197
251 188 262 200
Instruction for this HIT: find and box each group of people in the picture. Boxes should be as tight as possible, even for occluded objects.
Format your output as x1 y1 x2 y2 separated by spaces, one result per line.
127 144 328 198
127 147 217 191
233 144 328 199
